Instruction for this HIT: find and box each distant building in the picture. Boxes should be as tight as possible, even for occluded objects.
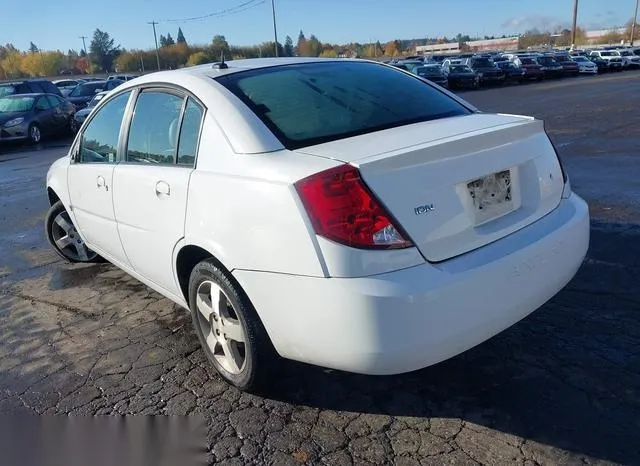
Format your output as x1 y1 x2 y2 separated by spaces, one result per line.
584 28 626 44
466 37 519 52
415 42 460 55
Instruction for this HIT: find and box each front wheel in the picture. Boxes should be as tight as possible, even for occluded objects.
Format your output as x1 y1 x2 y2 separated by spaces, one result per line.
188 259 277 391
28 123 41 144
45 200 103 263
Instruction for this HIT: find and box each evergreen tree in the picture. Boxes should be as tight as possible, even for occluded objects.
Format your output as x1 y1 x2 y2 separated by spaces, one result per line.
177 28 187 44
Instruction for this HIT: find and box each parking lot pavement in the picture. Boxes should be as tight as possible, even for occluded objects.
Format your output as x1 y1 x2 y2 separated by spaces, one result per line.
1 74 639 465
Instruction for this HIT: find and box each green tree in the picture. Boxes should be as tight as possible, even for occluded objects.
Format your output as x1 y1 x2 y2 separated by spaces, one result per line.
210 35 230 59
90 29 119 72
297 30 307 55
159 34 168 47
284 35 294 56
29 42 39 53
177 27 187 44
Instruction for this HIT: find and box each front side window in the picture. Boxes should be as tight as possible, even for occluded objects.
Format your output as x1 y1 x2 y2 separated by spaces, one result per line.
47 95 62 107
79 91 131 163
218 61 470 150
126 91 183 165
36 97 52 110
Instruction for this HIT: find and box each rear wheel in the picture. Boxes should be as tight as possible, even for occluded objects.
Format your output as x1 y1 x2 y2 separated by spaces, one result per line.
188 259 276 391
45 200 102 263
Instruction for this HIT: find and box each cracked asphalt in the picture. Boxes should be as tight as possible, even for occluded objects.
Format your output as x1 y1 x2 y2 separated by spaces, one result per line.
1 72 639 465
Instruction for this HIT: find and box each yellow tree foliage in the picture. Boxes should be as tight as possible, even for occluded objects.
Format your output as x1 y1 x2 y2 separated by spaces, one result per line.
115 52 140 72
20 51 63 77
187 52 209 67
1 50 24 78
384 41 399 56
319 49 337 58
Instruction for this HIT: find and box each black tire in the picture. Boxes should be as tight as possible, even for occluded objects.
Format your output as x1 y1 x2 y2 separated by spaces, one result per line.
188 259 277 391
28 123 42 144
45 200 104 263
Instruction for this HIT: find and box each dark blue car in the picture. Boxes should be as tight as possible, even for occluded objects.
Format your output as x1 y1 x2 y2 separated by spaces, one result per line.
0 93 76 144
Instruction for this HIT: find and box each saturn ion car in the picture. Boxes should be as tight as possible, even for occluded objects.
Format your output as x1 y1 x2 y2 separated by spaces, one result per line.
45 58 589 390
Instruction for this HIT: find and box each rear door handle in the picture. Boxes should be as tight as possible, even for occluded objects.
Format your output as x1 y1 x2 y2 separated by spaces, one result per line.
96 175 107 190
155 181 170 197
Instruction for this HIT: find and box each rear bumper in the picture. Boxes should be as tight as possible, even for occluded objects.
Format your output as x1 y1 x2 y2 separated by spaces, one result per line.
235 194 589 375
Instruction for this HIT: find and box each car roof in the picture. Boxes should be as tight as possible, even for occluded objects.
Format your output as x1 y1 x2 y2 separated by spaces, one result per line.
0 93 49 98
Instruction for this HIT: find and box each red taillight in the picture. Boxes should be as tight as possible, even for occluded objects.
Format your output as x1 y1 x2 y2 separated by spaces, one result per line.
295 165 413 250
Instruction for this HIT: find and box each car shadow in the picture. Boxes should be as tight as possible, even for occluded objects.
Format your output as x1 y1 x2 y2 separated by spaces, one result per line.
261 221 640 465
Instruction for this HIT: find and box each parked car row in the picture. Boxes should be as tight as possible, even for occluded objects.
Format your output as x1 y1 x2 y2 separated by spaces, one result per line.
388 45 640 89
0 76 131 144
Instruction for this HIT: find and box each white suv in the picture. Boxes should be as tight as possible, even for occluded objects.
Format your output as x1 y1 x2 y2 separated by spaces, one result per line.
45 58 589 390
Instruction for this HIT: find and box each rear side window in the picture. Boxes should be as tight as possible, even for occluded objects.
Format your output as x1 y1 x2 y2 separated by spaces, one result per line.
177 98 204 166
218 61 470 149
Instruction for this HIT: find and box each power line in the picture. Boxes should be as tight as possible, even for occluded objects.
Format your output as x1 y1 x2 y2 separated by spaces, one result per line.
161 0 264 23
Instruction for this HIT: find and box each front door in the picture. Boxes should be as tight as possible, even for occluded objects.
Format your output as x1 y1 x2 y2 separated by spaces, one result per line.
113 90 204 295
67 90 133 266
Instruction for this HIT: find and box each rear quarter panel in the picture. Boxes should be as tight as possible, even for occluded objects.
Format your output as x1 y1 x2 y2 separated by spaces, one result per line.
183 115 337 277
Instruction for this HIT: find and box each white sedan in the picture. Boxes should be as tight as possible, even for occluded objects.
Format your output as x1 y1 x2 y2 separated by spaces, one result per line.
45 58 589 390
571 56 598 74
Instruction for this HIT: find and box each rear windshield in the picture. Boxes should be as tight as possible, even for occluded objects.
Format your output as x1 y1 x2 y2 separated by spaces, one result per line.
416 66 441 76
470 58 493 67
217 61 470 149
70 82 104 97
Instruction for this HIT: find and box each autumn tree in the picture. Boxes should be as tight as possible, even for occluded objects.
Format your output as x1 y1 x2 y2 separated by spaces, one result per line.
21 50 63 76
625 20 640 43
90 29 120 72
187 51 209 66
598 29 623 45
284 35 294 56
384 40 401 57
0 45 24 78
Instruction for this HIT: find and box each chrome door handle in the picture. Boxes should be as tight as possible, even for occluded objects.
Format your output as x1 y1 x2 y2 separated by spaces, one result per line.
155 181 170 197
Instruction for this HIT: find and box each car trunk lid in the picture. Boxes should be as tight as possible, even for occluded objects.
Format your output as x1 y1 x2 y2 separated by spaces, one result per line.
296 113 565 262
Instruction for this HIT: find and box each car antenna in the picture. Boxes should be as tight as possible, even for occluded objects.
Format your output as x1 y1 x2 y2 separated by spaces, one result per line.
212 52 228 70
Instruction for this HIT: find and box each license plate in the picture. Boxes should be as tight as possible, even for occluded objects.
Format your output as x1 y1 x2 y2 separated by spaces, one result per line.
467 170 513 223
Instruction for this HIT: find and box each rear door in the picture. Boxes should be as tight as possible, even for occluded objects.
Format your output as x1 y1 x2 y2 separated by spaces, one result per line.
34 96 55 133
112 89 204 295
46 95 68 130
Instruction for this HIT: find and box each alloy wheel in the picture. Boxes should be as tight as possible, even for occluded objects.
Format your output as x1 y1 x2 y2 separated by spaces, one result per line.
50 211 97 261
195 280 247 375
30 125 41 143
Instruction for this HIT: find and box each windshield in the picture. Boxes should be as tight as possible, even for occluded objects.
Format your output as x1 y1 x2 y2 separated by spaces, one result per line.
619 51 632 56
470 58 493 68
520 58 537 65
600 51 614 57
70 82 104 97
554 55 570 62
0 85 17 98
88 93 106 108
538 57 555 65
450 65 472 73
0 96 35 112
573 56 587 62
218 62 470 150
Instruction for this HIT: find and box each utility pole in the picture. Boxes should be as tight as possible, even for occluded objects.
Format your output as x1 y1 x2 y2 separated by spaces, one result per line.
148 20 161 70
631 0 639 46
271 0 279 56
571 0 579 50
79 36 87 55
